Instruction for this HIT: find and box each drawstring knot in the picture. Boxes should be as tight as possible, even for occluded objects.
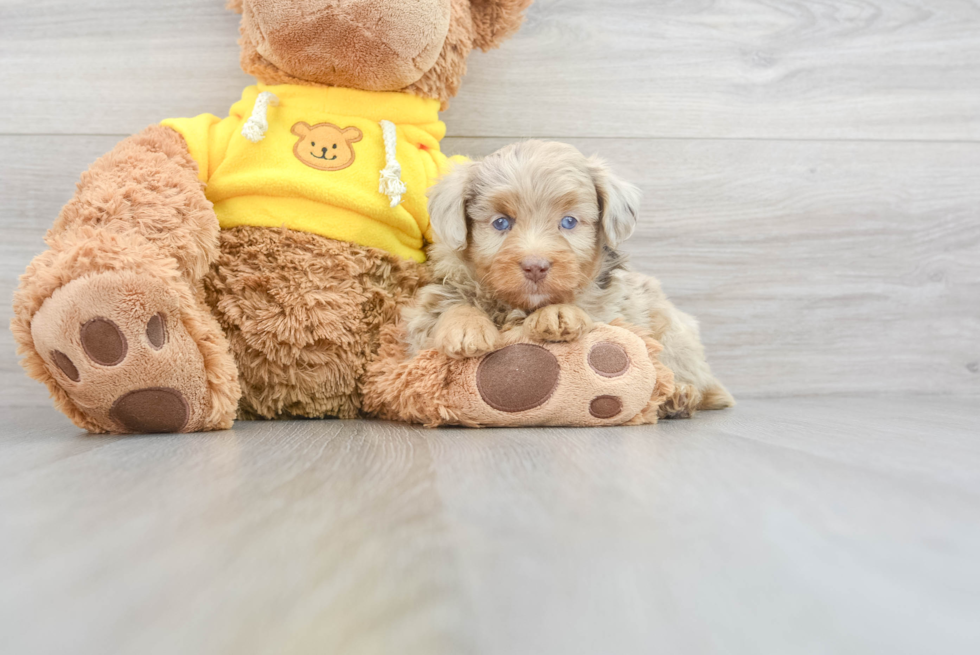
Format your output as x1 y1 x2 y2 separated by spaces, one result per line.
379 120 407 207
241 91 279 143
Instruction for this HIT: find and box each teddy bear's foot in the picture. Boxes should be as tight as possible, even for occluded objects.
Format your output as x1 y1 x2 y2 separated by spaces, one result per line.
29 271 239 433
440 324 672 427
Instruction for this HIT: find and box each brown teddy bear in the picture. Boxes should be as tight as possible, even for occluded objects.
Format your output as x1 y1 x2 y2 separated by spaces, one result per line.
12 0 672 433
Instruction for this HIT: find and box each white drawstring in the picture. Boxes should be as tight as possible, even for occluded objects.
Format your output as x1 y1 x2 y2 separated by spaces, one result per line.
242 101 407 208
378 120 407 207
241 91 279 143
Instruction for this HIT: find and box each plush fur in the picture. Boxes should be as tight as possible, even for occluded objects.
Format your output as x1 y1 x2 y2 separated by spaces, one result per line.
405 140 734 417
234 0 533 107
13 0 540 433
205 227 425 420
48 125 220 282
12 127 240 433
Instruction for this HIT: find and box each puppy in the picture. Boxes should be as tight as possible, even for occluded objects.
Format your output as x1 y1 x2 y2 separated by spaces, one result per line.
403 140 733 417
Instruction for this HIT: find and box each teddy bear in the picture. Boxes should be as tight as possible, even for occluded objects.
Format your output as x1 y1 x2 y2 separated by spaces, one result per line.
12 0 672 433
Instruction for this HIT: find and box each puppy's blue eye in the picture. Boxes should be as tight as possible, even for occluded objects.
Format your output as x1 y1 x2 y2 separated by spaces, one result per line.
560 216 578 230
492 217 512 231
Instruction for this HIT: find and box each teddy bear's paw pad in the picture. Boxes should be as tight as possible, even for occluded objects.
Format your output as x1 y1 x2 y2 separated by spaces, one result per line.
476 343 560 412
588 342 630 378
51 350 80 382
30 271 212 434
450 325 658 427
146 313 167 349
589 395 624 419
49 314 165 381
80 318 128 366
110 388 189 433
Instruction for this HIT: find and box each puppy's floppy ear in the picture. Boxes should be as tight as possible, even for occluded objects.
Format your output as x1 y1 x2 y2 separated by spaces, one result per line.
226 0 244 14
469 0 534 51
427 161 474 250
588 156 641 248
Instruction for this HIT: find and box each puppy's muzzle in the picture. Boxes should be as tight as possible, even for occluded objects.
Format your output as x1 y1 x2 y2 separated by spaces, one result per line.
521 257 551 283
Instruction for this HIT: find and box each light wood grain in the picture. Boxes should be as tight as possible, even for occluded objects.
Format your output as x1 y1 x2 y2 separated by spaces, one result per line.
2 2 979 653
1 398 978 655
2 0 979 140
3 135 978 404
0 0 252 136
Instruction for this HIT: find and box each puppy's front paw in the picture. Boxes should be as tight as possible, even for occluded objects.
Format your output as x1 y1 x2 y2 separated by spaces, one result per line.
434 308 500 359
524 304 594 342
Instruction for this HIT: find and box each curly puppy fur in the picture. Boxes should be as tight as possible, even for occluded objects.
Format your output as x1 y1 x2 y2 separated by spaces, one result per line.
403 140 734 417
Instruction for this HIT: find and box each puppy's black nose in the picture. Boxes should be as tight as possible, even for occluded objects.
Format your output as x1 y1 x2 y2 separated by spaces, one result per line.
521 257 551 283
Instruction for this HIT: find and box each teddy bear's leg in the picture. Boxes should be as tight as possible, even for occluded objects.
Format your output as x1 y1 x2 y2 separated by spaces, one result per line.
363 321 675 427
11 126 241 433
205 227 423 420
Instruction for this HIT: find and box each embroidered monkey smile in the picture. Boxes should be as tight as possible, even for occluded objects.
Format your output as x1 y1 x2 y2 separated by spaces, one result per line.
311 148 338 161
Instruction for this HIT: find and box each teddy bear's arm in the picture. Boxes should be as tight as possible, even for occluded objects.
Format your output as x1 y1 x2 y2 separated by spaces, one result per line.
11 124 238 434
46 124 220 283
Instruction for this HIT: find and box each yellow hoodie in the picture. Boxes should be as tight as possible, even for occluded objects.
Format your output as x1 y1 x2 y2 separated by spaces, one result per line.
162 84 457 263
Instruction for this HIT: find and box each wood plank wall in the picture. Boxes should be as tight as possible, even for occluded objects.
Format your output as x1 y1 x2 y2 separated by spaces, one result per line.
1 0 978 406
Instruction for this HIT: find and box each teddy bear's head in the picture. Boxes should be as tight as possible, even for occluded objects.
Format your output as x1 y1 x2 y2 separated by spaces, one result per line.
226 0 532 105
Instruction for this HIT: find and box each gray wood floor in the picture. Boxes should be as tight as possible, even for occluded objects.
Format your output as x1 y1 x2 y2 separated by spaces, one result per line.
1 398 979 655
1 1 979 653
1 0 978 402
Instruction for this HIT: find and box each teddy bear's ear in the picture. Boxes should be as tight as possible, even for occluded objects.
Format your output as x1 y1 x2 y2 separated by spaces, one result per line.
226 0 244 14
342 127 363 144
469 0 534 51
291 122 312 137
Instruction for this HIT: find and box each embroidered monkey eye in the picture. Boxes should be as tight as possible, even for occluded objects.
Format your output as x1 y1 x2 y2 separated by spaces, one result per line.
492 217 513 231
311 142 316 147
333 144 338 149
560 216 579 230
